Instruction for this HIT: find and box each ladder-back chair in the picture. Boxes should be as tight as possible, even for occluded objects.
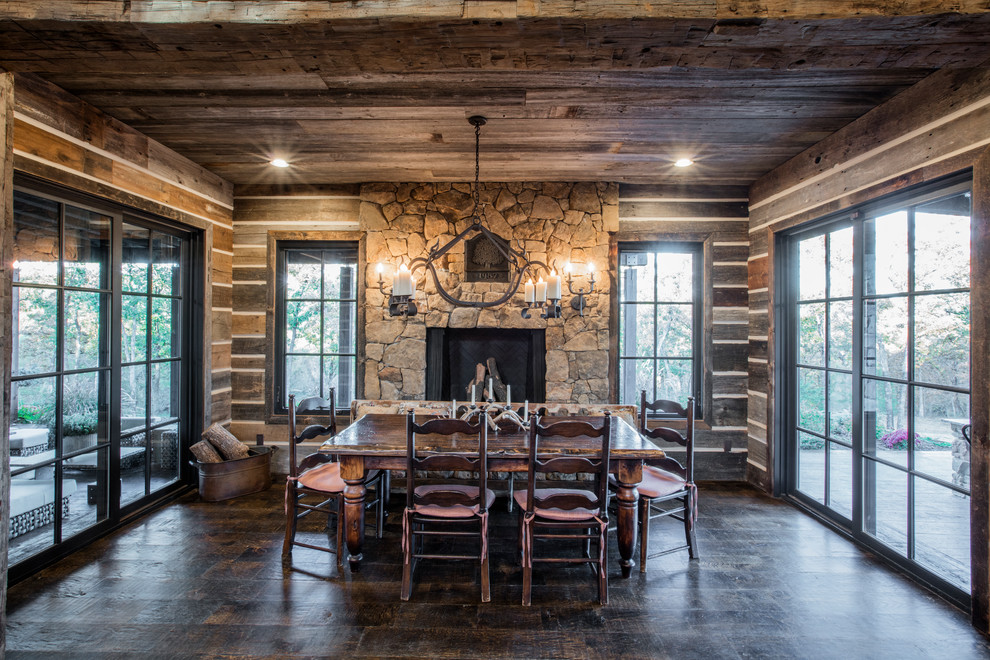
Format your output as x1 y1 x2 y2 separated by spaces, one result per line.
635 390 699 570
283 392 387 567
402 410 493 602
516 412 611 606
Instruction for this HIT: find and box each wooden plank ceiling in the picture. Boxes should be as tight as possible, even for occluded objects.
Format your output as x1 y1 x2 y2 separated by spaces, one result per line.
0 1 989 187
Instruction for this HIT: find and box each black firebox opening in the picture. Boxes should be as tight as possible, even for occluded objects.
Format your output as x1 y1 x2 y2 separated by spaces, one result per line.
426 328 546 403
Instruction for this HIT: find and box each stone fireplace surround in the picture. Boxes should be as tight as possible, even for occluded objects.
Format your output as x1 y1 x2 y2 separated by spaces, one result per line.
361 181 618 404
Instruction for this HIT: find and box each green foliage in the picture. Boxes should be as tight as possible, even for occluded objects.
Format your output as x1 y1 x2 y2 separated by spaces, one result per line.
16 402 51 425
62 411 98 436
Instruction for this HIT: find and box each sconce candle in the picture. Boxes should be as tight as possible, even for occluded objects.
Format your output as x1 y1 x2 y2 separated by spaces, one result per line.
535 277 547 303
547 270 561 300
524 277 535 303
393 263 413 297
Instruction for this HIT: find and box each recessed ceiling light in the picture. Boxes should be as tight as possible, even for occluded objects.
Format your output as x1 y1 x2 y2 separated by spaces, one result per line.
674 158 694 168
270 158 289 168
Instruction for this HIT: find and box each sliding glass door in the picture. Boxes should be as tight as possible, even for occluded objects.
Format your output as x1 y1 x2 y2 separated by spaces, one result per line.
8 181 196 573
782 176 972 601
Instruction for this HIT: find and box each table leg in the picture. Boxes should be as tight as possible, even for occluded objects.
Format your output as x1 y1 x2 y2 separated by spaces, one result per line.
614 460 643 578
340 456 367 571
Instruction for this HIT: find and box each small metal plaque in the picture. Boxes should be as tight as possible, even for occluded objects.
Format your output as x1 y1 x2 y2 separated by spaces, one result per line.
465 233 510 283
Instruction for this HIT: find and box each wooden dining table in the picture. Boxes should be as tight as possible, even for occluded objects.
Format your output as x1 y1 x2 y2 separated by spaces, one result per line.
320 411 666 578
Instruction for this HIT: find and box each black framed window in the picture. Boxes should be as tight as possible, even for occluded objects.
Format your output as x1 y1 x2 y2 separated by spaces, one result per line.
274 242 358 414
617 242 703 414
782 174 972 605
8 178 196 578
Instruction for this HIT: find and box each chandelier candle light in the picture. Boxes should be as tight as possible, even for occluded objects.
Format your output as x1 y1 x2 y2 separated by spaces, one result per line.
376 116 596 319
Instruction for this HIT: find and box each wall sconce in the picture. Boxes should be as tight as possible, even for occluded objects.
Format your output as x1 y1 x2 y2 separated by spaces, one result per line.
521 270 562 319
377 262 418 317
565 262 596 317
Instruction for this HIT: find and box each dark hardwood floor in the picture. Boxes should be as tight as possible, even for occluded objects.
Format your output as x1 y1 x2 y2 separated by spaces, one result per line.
6 483 989 659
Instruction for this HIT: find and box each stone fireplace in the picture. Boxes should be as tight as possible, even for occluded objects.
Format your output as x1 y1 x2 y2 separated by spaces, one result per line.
361 181 617 404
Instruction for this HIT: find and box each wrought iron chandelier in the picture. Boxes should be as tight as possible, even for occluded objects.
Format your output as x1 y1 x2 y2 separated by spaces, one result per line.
378 116 595 319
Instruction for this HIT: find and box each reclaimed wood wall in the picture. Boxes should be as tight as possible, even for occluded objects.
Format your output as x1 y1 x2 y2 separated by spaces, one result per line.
0 70 14 656
616 183 750 480
747 66 990 629
229 185 361 446
8 73 235 428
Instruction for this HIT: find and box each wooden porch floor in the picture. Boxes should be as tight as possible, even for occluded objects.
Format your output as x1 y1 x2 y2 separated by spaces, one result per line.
5 483 989 659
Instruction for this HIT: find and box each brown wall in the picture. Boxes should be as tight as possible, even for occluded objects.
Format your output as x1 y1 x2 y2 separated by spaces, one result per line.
747 66 990 628
229 180 750 480
0 70 14 656
617 183 751 479
228 184 362 444
9 73 235 428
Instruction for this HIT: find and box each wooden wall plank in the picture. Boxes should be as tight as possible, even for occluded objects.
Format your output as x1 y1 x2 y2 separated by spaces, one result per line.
233 337 268 355
618 219 749 235
212 310 232 339
211 393 232 425
619 200 748 219
232 313 265 336
713 287 747 307
233 283 266 311
748 256 769 290
713 306 748 324
212 342 232 372
14 118 232 226
212 370 232 393
1 70 15 654
713 244 749 262
713 372 748 394
231 372 264 401
212 283 232 309
232 355 265 370
711 397 747 427
970 145 990 631
231 402 264 420
713 343 748 372
714 263 748 286
713 323 748 342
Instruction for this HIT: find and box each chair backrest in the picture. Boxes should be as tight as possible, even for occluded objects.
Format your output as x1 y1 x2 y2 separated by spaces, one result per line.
639 390 695 483
525 412 611 517
405 410 488 511
287 391 338 479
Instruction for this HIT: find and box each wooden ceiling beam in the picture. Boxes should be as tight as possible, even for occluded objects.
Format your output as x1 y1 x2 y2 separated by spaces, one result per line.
2 1 989 23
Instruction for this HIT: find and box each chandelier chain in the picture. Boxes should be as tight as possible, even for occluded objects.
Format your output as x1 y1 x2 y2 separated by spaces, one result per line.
473 119 481 216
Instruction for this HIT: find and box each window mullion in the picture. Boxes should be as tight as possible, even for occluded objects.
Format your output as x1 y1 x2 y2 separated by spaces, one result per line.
53 201 66 544
906 206 917 560
319 250 327 400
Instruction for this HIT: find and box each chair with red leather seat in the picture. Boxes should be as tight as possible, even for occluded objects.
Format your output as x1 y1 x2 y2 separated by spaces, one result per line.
282 392 387 567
